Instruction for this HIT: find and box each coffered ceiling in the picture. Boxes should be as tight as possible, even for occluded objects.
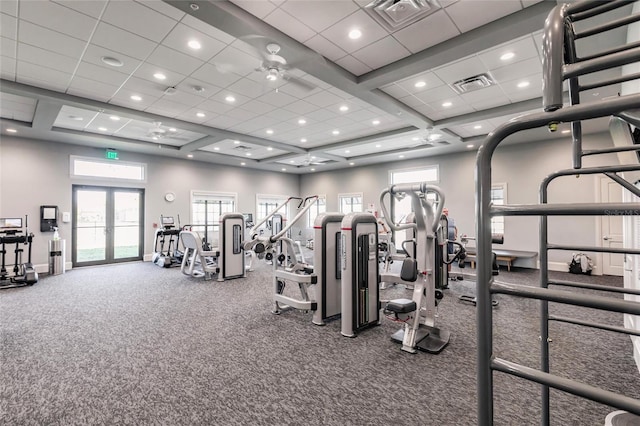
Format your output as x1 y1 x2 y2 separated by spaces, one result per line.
0 0 632 173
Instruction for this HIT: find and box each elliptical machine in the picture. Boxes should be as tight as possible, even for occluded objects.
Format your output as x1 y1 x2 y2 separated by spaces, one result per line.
0 216 38 289
151 215 181 268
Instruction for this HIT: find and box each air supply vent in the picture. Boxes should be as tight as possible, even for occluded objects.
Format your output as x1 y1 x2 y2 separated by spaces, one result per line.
437 140 450 145
234 145 252 152
364 0 440 31
451 73 495 94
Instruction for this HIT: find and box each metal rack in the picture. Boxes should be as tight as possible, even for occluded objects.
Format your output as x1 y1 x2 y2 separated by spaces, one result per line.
476 1 640 424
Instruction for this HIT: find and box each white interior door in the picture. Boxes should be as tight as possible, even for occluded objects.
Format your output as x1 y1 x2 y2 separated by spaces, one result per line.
600 177 624 276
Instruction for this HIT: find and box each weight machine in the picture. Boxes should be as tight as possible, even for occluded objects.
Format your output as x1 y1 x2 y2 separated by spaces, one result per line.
0 216 38 289
378 183 449 354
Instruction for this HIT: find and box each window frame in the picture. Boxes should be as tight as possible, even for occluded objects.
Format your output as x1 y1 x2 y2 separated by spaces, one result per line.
338 192 363 214
307 195 327 228
70 155 147 183
491 182 507 236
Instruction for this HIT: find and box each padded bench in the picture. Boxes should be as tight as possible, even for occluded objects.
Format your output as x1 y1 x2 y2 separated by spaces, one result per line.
463 249 538 271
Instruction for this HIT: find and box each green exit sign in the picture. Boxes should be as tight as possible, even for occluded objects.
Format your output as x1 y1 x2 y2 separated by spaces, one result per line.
106 149 118 160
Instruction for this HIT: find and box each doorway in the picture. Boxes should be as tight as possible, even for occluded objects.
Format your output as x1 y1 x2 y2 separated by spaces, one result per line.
599 176 624 276
72 185 144 267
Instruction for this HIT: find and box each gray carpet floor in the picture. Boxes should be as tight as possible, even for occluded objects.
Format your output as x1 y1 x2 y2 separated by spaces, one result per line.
1 259 639 425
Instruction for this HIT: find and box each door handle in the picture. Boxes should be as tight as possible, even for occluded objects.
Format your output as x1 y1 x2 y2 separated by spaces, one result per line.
603 236 610 241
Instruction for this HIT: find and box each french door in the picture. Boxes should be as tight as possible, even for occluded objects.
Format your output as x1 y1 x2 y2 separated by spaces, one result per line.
72 185 144 267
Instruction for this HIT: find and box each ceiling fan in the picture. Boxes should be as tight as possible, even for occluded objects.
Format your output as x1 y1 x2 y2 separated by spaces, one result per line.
146 122 167 140
302 153 326 167
254 43 317 92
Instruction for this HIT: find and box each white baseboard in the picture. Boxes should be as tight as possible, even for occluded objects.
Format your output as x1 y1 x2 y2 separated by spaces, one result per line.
543 261 602 276
143 254 153 262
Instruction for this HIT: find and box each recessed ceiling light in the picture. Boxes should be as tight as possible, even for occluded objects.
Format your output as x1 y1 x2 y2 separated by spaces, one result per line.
152 136 159 141
500 52 515 61
246 153 252 156
442 101 452 107
474 125 482 129
399 155 404 158
375 144 381 148
332 130 340 135
349 162 355 166
281 168 286 171
345 150 350 153
311 156 316 159
414 81 426 88
225 95 236 102
428 133 442 141
98 127 107 131
412 137 419 141
187 154 193 158
372 120 380 125
196 112 205 118
234 140 240 144
298 119 306 125
267 147 273 151
101 56 123 67
188 39 201 50
300 138 307 143
130 95 142 101
192 85 206 93
517 81 530 88
467 144 474 149
169 128 176 132
561 129 571 134
348 29 362 40
266 129 274 135
339 105 349 112
153 72 166 80
214 147 220 151
289 160 295 163
310 168 315 171
6 128 17 133
109 115 120 121
241 162 246 166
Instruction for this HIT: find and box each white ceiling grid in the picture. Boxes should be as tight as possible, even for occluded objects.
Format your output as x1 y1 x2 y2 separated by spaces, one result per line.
0 0 633 173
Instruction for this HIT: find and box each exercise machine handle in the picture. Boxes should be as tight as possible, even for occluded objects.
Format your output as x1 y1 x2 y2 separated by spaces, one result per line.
270 195 319 243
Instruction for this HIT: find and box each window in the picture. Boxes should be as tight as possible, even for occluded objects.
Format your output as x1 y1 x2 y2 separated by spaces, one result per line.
191 191 236 245
70 156 146 182
339 193 363 214
256 194 289 221
308 196 327 228
491 183 506 235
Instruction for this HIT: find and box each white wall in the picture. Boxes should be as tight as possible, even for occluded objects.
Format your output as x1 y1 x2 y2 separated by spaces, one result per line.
301 132 620 270
0 136 299 270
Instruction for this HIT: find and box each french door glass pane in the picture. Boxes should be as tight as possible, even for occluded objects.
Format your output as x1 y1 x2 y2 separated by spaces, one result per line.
76 190 106 262
114 192 140 259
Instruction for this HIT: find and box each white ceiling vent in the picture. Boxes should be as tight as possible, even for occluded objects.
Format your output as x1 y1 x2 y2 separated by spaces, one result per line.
451 73 495 94
234 145 253 152
364 0 440 31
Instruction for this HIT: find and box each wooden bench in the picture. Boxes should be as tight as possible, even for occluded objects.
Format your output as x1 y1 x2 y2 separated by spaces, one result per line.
464 248 538 271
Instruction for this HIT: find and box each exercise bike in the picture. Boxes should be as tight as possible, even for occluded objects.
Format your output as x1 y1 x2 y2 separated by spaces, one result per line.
0 216 38 289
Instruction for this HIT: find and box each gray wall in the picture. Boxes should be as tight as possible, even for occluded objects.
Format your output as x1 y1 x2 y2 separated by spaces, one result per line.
300 132 621 269
0 136 299 268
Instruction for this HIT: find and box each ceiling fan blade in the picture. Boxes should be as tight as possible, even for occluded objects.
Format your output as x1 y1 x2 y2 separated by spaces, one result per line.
282 75 316 92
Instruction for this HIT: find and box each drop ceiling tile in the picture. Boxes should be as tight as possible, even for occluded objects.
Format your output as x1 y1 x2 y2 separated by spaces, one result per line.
147 45 205 76
444 1 522 33
133 63 187 87
101 0 176 42
256 90 298 107
225 107 258 121
380 83 408 98
54 0 107 19
203 114 245 130
324 115 355 128
459 85 508 105
225 77 267 98
433 56 487 85
0 0 17 16
92 23 158 60
239 99 275 115
470 97 512 112
1 12 17 39
146 97 191 116
211 90 252 108
427 104 475 120
74 62 129 87
66 76 120 102
82 44 142 75
501 76 543 103
0 55 16 80
19 1 97 41
521 0 544 6
18 21 87 58
162 23 227 62
279 0 360 33
159 89 205 108
413 84 458 103
180 14 236 45
304 34 347 61
304 90 347 108
196 99 235 115
179 77 223 99
396 71 446 94
211 46 262 77
353 36 411 69
135 0 185 21
231 0 278 19
17 43 78 74
276 80 318 98
175 107 215 124
321 9 388 54
478 35 538 72
120 76 167 98
110 91 159 110
191 63 242 88
263 107 298 122
1 36 16 58
393 10 460 54
264 7 316 43
398 95 425 108
490 57 541 83
281 99 320 115
17 72 71 93
0 93 36 121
